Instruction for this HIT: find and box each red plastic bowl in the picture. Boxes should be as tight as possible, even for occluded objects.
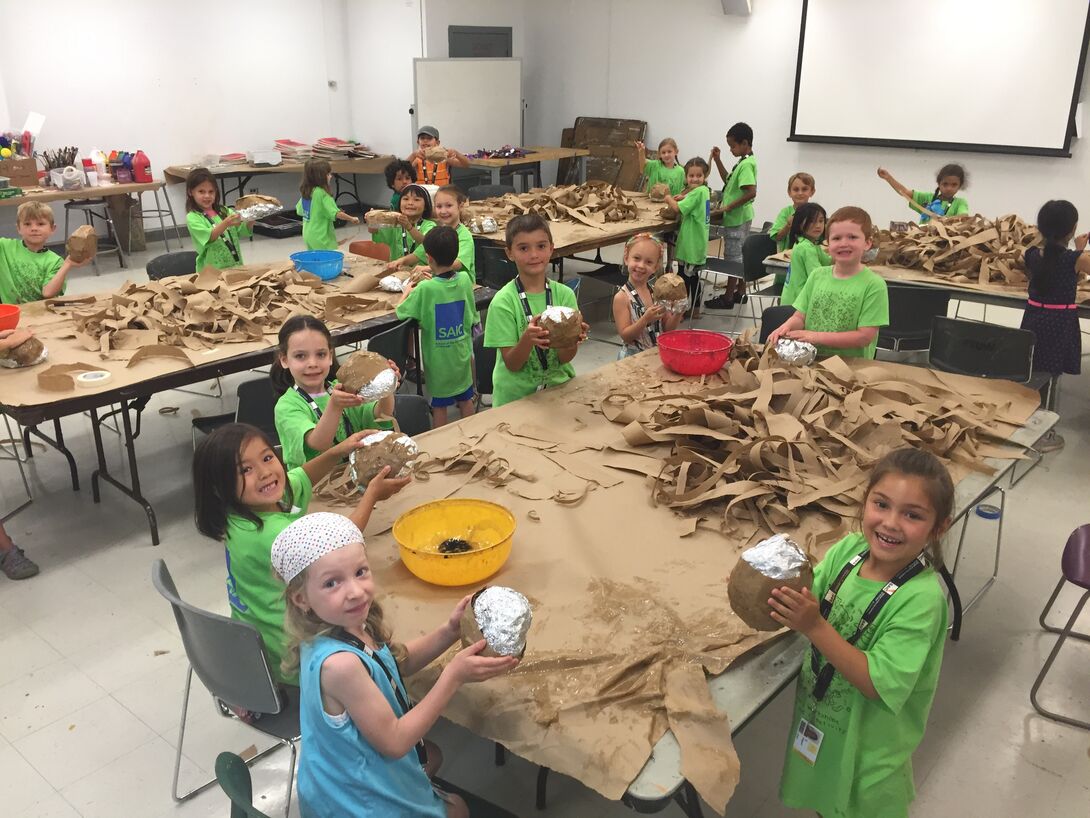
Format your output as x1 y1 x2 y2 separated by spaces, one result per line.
657 329 733 376
0 304 20 331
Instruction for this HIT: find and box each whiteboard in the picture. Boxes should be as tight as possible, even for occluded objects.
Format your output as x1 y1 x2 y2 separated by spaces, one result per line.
790 0 1090 156
413 58 522 152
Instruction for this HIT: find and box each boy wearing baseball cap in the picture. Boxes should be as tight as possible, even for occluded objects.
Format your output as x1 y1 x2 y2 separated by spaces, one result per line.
410 126 469 186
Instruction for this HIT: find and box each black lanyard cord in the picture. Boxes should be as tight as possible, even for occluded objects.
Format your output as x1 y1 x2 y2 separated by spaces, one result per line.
515 278 552 374
809 549 928 701
292 385 352 437
625 282 658 346
331 628 428 766
204 212 241 264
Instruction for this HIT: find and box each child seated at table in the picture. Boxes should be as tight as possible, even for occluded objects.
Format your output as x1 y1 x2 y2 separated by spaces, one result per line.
271 314 396 471
297 158 359 251
193 423 409 685
766 206 889 359
185 167 252 271
767 172 816 253
272 513 517 818
484 214 588 407
0 202 89 304
396 226 478 427
368 184 436 270
384 158 416 212
385 185 476 283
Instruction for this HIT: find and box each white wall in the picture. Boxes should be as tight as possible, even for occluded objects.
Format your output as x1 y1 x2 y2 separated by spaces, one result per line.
422 0 527 59
521 0 1090 228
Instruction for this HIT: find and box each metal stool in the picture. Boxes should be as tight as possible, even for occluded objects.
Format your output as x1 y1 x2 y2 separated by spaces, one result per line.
63 199 125 272
129 186 183 254
500 162 541 192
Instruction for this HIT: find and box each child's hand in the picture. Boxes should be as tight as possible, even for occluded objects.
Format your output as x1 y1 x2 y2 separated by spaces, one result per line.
710 146 721 160
364 464 412 500
768 586 821 636
385 359 402 383
446 639 519 684
785 329 818 345
328 384 365 411
397 213 412 229
522 316 550 349
766 324 788 347
643 304 667 324
634 140 646 156
347 215 360 225
223 212 243 228
576 321 590 345
383 260 402 274
335 429 373 456
1076 232 1089 253
64 255 91 268
877 167 892 181
1 328 32 345
445 594 474 638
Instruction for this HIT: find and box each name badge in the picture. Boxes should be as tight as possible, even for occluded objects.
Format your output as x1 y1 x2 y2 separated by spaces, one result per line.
792 718 823 766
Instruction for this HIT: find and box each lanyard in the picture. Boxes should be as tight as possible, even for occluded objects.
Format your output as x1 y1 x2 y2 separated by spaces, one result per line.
331 628 428 766
292 385 353 437
625 282 658 346
514 277 552 374
400 222 423 258
809 549 928 701
204 212 241 264
724 153 752 186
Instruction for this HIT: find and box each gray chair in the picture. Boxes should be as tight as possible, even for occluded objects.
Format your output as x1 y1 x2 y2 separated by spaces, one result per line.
394 394 432 436
147 251 198 280
129 186 184 255
367 319 422 395
468 183 517 201
759 305 796 344
191 377 281 450
473 333 496 409
64 199 125 271
151 560 299 815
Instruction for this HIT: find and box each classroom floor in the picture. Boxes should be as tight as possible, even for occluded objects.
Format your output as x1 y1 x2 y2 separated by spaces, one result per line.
2 229 1088 818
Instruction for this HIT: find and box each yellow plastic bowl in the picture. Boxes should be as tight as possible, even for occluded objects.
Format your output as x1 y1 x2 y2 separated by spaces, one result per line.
392 498 516 586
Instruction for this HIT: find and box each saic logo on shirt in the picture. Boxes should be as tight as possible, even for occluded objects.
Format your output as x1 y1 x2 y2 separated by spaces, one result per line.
434 300 467 344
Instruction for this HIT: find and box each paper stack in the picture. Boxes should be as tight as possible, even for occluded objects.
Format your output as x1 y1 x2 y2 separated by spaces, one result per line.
312 137 378 160
275 139 312 161
218 152 247 165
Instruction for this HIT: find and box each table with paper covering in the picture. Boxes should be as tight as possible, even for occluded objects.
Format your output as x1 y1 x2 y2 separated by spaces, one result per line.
0 257 495 543
311 346 1045 814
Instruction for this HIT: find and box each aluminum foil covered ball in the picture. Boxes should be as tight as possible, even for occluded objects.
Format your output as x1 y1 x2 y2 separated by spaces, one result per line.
538 305 583 348
0 336 47 368
460 586 532 657
337 350 398 400
348 431 418 486
727 534 814 631
774 338 818 366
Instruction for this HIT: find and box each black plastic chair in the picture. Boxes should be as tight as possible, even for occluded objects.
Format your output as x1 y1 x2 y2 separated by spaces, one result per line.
191 377 281 450
147 251 198 280
928 317 1049 390
759 305 796 344
468 184 517 201
151 560 300 815
394 394 432 436
878 285 951 353
367 319 422 395
741 233 781 316
1031 524 1090 730
476 244 519 290
473 333 496 408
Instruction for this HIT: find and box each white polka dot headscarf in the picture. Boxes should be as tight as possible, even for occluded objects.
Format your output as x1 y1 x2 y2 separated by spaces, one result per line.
271 512 365 583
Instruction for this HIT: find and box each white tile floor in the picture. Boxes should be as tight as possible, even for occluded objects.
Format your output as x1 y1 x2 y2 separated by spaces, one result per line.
2 228 1088 818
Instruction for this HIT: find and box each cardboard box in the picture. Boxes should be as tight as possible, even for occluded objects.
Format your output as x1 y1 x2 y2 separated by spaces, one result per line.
0 157 38 188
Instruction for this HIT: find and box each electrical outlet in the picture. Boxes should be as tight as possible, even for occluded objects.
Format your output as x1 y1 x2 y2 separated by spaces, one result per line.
249 187 259 193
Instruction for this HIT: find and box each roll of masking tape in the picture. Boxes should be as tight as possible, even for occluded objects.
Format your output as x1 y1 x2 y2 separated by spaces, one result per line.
75 370 112 388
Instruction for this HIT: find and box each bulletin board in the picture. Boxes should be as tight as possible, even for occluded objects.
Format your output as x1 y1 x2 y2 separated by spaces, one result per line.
412 58 523 153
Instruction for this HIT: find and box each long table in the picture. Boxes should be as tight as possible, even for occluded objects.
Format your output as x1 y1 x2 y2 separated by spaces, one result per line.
163 156 396 208
0 259 494 544
311 351 1046 815
465 145 590 187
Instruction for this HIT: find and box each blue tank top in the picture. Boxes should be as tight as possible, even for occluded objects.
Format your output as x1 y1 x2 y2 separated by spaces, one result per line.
297 635 446 818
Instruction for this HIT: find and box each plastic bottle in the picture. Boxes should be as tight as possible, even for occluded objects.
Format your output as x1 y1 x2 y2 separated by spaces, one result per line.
82 158 97 186
132 150 152 183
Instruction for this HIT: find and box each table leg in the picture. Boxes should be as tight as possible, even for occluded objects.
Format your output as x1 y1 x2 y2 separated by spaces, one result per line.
535 766 550 810
333 174 363 210
21 419 80 491
672 781 705 818
580 155 588 183
491 167 500 186
90 401 160 546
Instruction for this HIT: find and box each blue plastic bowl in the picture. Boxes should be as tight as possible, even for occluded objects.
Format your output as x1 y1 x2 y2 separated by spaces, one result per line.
290 250 344 281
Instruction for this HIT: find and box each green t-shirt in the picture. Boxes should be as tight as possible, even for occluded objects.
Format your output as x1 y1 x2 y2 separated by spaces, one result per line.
643 159 685 195
780 532 947 818
372 219 436 264
721 154 757 227
414 223 477 283
224 467 314 683
483 279 578 407
910 190 969 221
396 271 477 399
674 185 710 265
390 191 402 212
793 266 889 359
297 187 339 251
781 237 832 308
0 238 63 304
186 209 251 271
768 204 796 253
274 386 384 471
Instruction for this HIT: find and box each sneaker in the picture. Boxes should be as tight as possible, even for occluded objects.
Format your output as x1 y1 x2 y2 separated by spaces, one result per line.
1 545 40 580
1037 433 1065 453
704 293 736 310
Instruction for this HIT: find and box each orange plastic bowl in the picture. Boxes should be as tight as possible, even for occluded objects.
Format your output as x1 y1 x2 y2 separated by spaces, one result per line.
657 329 733 376
0 304 20 331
